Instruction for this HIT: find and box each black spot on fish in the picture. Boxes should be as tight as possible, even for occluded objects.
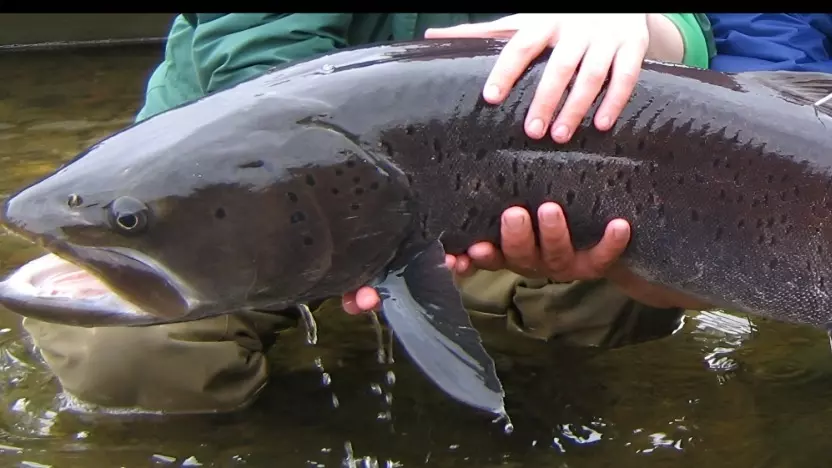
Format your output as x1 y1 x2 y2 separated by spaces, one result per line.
331 188 340 195
667 150 674 161
346 160 356 168
691 209 699 222
616 170 624 180
406 174 414 184
733 172 740 184
305 175 316 186
757 234 765 244
379 141 392 156
635 203 643 215
769 258 778 269
715 226 724 240
238 160 264 169
287 192 298 203
625 179 632 194
818 245 824 254
579 136 587 149
785 224 793 234
780 214 787 224
767 174 774 183
512 158 519 175
351 203 360 211
303 236 314 246
780 191 787 201
781 174 789 183
475 148 487 161
546 182 553 195
474 179 482 192
370 182 379 190
455 174 462 191
525 172 534 188
352 176 361 184
405 125 414 135
615 144 623 156
677 175 684 185
433 139 444 162
719 189 726 200
290 211 306 224
767 217 774 228
752 199 760 208
591 194 602 217
736 194 744 203
460 207 479 232
769 236 777 246
756 219 764 229
496 174 506 188
794 186 801 197
821 277 827 289
579 171 587 183
566 190 575 206
737 219 745 229
335 168 344 176
512 181 519 197
638 139 645 151
634 165 640 174
595 161 604 172
607 178 615 187
354 187 364 195
657 203 665 218
712 158 720 168
215 208 226 219
488 214 499 228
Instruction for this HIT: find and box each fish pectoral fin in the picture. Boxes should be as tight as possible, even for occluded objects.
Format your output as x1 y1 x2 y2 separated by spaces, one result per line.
743 70 832 111
375 240 506 416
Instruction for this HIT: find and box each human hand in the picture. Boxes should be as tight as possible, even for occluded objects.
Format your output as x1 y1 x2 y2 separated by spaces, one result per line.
424 14 650 143
341 202 710 314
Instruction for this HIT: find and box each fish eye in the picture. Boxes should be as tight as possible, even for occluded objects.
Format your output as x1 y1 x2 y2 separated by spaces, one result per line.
67 194 83 208
108 196 150 235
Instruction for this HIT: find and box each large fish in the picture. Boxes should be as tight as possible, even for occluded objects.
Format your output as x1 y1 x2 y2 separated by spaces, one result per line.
2 38 832 418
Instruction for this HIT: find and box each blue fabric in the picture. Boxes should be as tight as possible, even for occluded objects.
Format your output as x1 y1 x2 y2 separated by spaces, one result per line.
707 13 832 73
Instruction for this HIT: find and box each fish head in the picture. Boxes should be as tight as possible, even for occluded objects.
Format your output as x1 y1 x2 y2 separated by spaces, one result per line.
0 89 349 327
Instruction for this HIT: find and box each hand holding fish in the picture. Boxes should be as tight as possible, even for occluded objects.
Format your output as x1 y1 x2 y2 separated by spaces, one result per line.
424 13 658 143
341 203 710 314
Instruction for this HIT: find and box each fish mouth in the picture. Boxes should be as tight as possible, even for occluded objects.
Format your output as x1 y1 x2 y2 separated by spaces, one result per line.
0 244 202 328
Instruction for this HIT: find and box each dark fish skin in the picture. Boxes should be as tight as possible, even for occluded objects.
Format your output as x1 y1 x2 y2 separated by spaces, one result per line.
4 38 832 416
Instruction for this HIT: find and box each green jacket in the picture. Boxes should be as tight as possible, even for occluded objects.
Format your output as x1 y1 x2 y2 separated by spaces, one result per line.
137 13 715 121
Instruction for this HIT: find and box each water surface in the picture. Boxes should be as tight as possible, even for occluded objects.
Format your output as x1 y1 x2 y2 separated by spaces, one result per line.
0 46 829 468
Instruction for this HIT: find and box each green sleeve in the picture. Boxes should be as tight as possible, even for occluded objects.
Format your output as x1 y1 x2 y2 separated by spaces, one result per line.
190 14 355 94
661 13 716 69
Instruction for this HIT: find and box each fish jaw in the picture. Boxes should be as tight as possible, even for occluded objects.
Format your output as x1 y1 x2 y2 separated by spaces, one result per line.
0 250 211 328
0 254 158 326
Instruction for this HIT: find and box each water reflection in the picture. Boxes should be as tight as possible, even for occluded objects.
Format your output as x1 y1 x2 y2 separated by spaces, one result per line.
0 45 829 467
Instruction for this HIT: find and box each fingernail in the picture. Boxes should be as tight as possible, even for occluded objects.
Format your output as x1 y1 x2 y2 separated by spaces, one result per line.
553 124 570 141
540 204 561 227
527 118 545 138
504 211 525 231
598 115 611 130
612 224 628 240
484 84 501 101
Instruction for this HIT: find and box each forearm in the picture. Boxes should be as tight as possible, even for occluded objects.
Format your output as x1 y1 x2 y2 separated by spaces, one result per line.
646 13 713 68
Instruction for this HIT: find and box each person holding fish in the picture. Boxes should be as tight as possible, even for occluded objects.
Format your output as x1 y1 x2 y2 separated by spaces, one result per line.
19 13 718 413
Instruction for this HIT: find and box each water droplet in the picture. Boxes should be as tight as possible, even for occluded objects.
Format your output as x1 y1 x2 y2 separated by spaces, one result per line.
321 372 332 386
385 371 396 386
370 383 383 396
298 303 318 345
321 63 335 74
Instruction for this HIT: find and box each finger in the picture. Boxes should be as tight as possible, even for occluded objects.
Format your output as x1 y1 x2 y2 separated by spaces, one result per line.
500 206 539 272
341 292 362 315
550 40 617 142
355 286 381 311
483 27 552 104
536 202 576 276
453 254 475 277
594 40 647 131
467 242 506 271
424 22 516 40
445 254 457 270
574 218 631 278
525 35 588 140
